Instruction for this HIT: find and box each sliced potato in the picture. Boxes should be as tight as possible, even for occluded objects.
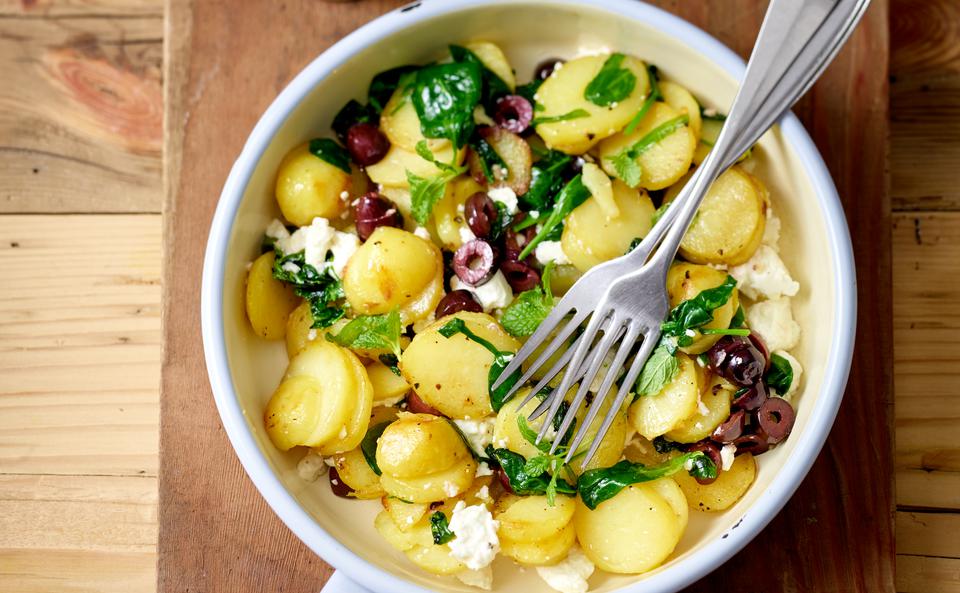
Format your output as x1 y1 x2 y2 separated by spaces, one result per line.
314 345 376 456
665 375 733 443
382 496 430 532
628 354 700 439
548 264 583 296
574 481 683 574
674 453 757 512
246 251 300 340
597 102 697 190
342 226 444 325
535 54 651 154
494 494 575 543
500 522 576 566
366 359 411 405
474 126 532 195
375 510 433 552
561 180 656 271
646 477 689 533
434 175 483 250
492 389 551 459
379 85 451 153
401 312 520 419
580 162 618 218
465 41 516 91
376 413 471 479
405 542 468 575
692 117 754 166
275 142 351 225
380 457 477 503
366 143 462 188
659 80 702 138
331 447 384 499
665 167 768 266
665 263 739 354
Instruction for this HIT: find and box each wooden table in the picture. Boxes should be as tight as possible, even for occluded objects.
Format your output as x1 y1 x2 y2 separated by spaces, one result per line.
0 1 956 592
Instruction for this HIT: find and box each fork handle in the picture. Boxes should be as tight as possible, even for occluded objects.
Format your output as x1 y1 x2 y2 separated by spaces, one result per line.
633 0 870 272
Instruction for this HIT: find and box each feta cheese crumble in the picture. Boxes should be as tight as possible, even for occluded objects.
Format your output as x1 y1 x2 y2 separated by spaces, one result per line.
536 545 595 593
448 501 500 570
728 244 799 301
535 240 571 266
762 209 782 249
451 271 514 312
272 217 359 277
488 186 519 215
745 297 801 353
720 443 737 471
297 450 327 482
772 350 803 400
413 226 432 240
460 225 477 243
454 418 497 457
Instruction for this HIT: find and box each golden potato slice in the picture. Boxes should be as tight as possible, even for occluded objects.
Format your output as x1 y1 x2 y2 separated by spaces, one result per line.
535 54 651 154
666 167 768 266
665 375 734 443
433 175 483 250
380 457 477 503
666 262 739 355
674 453 757 512
629 354 700 439
375 510 433 551
365 143 462 188
623 435 679 467
376 413 471 479
400 312 520 419
275 142 351 226
342 226 444 324
379 86 452 153
574 482 683 574
314 348 375 455
495 494 575 542
646 477 689 533
366 359 411 405
548 264 583 296
570 394 629 474
382 496 430 532
331 447 384 499
405 543 468 575
500 522 576 566
561 180 656 271
597 102 697 190
465 41 516 91
659 80 702 138
492 389 552 459
246 251 300 340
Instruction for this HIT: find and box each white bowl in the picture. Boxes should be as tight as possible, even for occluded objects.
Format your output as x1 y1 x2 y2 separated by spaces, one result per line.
200 1 857 592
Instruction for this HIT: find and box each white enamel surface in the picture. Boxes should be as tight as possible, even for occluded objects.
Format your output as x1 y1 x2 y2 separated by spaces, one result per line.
200 1 856 592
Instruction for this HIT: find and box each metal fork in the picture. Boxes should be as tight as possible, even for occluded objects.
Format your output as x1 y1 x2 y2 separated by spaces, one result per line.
491 0 871 467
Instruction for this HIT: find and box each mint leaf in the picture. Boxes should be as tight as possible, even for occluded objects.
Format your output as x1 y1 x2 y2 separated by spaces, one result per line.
309 138 352 173
501 265 554 337
407 170 450 225
484 445 576 499
607 114 689 187
531 108 590 126
326 309 402 357
611 151 641 188
635 343 680 397
584 53 636 107
765 353 794 395
430 511 456 544
660 274 737 347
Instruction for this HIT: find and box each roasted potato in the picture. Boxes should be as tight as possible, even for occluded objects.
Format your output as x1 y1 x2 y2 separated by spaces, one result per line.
628 353 700 439
275 142 351 225
665 374 734 443
674 452 757 512
331 447 384 499
246 251 300 340
666 263 739 354
659 80 702 139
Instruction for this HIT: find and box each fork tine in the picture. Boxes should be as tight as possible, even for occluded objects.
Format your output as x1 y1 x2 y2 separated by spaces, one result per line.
491 301 578 391
578 328 661 469
563 323 642 463
535 306 611 444
548 318 628 455
526 329 612 420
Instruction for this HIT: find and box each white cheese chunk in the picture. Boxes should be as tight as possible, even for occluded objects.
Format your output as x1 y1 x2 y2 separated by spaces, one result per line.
762 209 782 250
413 226 432 240
274 216 358 277
729 244 799 301
488 186 518 215
456 565 493 590
772 350 803 401
536 545 595 593
720 443 737 471
745 297 801 353
535 240 571 266
448 501 500 570
475 462 494 478
460 225 478 243
296 450 327 482
265 218 290 241
328 231 359 277
454 417 497 457
451 271 514 312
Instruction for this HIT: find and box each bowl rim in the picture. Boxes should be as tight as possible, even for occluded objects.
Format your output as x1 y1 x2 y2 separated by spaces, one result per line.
200 1 857 591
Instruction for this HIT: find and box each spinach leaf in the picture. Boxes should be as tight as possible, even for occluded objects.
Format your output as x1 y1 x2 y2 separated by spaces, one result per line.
429 511 456 545
501 263 554 337
272 251 345 328
520 149 573 211
765 353 794 395
378 353 402 376
584 53 636 107
438 318 519 411
623 65 661 135
607 114 689 188
652 436 683 454
449 44 511 111
700 327 751 337
360 421 392 476
531 108 590 126
634 343 680 397
730 305 746 329
516 78 543 103
518 174 591 261
369 65 420 114
469 133 508 184
626 237 643 254
578 453 717 510
412 61 482 149
331 99 378 141
309 138 352 173
325 310 402 358
484 445 577 499
660 274 737 349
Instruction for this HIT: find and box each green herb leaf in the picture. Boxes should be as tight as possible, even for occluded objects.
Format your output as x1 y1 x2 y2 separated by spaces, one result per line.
517 416 551 454
484 445 577 498
610 151 641 188
412 61 482 149
308 138 352 173
407 170 450 225
687 455 719 481
699 106 727 122
531 108 590 126
360 421 392 476
730 305 746 329
429 511 456 545
325 310 402 357
623 65 661 135
368 65 420 114
449 45 511 111
700 327 751 336
577 453 713 510
271 251 345 328
501 264 554 337
584 53 637 107
635 343 681 397
439 318 520 412
469 133 509 184
520 150 573 211
607 114 689 188
660 274 737 347
652 436 683 454
516 79 543 104
765 353 794 395
651 202 671 227
518 174 591 261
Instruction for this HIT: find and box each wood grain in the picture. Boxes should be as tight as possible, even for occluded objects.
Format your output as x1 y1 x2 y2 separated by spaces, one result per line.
897 555 960 593
0 9 162 213
159 1 896 593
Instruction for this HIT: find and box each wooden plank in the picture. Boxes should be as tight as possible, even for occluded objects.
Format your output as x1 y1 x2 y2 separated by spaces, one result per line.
161 2 894 593
0 214 161 477
0 1 161 17
890 0 960 211
0 549 156 593
0 14 162 213
897 556 960 593
892 213 960 508
896 511 960 558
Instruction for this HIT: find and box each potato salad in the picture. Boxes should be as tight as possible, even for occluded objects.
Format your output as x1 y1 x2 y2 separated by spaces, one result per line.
245 42 804 592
